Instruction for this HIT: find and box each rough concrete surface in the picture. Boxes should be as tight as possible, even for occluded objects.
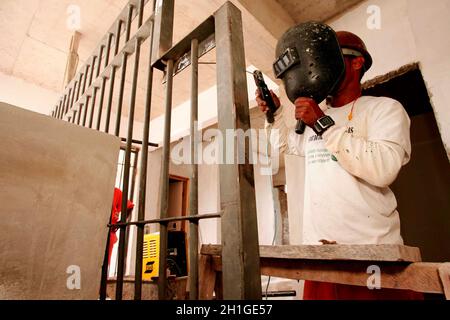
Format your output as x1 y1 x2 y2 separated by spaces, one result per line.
0 103 120 299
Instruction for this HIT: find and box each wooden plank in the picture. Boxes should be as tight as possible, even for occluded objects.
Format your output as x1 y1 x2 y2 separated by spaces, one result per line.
201 244 421 262
206 255 445 295
438 263 450 299
199 255 216 300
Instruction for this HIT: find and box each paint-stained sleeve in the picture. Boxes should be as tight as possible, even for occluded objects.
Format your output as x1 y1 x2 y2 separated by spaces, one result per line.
322 98 411 188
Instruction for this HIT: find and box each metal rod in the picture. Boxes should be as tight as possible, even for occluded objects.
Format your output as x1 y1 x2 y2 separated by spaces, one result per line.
88 88 98 128
66 88 73 115
114 5 134 137
120 137 158 147
61 95 67 119
89 57 97 86
104 22 122 134
115 36 141 301
112 213 222 227
114 53 128 137
157 59 174 300
71 110 77 123
76 103 82 125
189 38 199 300
82 65 89 94
69 81 78 112
56 100 63 119
97 45 105 78
76 72 83 102
138 0 145 27
105 33 113 68
134 4 156 298
99 223 113 300
96 78 107 131
82 96 90 127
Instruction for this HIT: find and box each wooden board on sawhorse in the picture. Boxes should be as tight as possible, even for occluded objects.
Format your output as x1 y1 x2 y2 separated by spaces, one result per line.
199 244 450 300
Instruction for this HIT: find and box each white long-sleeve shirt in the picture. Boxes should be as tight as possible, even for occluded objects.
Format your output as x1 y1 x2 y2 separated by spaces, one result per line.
268 96 411 245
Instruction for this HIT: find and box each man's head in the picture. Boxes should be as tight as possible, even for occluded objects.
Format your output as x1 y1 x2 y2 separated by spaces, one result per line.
335 31 372 93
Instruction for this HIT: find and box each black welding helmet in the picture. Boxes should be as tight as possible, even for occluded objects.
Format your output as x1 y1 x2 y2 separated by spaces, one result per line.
274 21 346 104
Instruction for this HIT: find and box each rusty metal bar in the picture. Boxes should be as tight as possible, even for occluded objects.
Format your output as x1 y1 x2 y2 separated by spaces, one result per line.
189 38 199 300
215 2 262 300
61 95 67 119
115 34 140 301
134 0 157 300
97 46 105 78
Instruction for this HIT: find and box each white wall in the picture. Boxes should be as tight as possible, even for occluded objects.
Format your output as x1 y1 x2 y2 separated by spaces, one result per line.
329 0 450 156
0 71 58 115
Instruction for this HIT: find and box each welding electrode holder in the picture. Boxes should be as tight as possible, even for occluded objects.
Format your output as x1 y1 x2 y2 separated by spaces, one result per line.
253 70 277 124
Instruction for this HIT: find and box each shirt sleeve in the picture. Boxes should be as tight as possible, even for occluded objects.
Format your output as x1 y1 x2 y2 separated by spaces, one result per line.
322 98 411 188
265 105 305 157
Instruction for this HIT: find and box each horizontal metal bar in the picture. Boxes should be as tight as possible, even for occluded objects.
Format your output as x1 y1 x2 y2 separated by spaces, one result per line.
262 291 297 298
153 16 215 71
120 137 158 147
71 15 154 111
110 213 222 227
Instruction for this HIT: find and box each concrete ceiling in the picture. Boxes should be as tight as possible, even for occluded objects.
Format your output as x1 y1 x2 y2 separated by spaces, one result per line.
0 0 364 122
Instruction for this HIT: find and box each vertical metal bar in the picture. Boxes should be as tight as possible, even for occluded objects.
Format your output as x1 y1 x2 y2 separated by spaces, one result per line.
138 0 145 27
114 54 127 137
88 88 98 128
189 38 199 300
61 95 67 119
89 57 97 87
105 33 113 68
97 46 105 78
82 96 90 127
70 81 78 112
82 65 90 94
71 110 77 123
64 88 72 115
85 57 97 128
77 103 83 125
56 100 63 119
96 78 107 131
215 2 262 300
116 36 141 301
114 5 134 137
76 72 83 102
157 59 174 300
104 22 122 134
134 0 157 299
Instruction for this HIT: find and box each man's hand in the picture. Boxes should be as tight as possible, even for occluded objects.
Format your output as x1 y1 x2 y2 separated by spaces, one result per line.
255 89 281 114
294 97 325 127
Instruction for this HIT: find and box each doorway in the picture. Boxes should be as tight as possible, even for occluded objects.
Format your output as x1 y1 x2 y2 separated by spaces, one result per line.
363 64 450 262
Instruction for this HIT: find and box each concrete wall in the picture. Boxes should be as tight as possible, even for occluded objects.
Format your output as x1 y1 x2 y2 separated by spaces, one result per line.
0 103 120 299
329 0 450 157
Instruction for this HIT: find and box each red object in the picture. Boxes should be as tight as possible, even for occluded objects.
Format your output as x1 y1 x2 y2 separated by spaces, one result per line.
108 188 134 264
303 280 424 300
336 31 373 71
